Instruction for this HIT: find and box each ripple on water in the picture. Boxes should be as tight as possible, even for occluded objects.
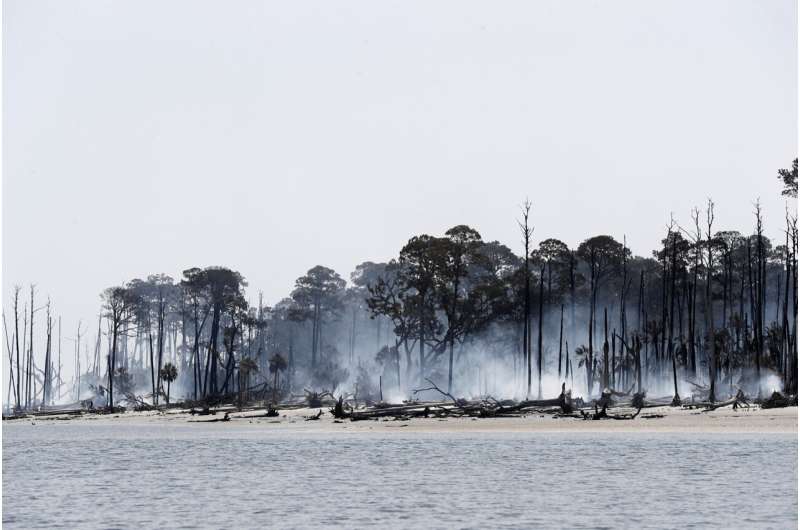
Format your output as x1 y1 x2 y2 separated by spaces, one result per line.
2 425 797 529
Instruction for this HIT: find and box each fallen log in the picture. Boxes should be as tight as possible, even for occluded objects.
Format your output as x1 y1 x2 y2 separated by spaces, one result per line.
699 390 749 412
188 412 230 423
584 403 642 420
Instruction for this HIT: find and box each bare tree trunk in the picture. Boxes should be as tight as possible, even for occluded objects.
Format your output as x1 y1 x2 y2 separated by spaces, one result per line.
3 313 18 408
635 335 642 393
43 301 52 406
754 202 765 394
537 266 544 399
668 225 680 404
519 200 532 397
602 308 609 389
28 286 35 409
558 304 564 379
157 298 166 400
149 327 156 404
13 288 21 410
705 199 716 402
109 317 118 410
22 307 27 408
588 292 594 393
620 236 628 388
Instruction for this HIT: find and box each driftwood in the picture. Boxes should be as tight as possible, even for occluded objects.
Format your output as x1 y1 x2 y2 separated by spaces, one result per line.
188 412 230 423
584 403 642 420
697 390 750 412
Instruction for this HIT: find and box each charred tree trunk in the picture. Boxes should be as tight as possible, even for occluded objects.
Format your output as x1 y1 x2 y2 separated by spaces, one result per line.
558 304 564 379
602 308 609 389
537 265 544 399
705 200 716 403
13 288 21 410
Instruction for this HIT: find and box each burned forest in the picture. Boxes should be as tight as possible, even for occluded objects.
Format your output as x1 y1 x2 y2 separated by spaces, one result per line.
3 163 798 419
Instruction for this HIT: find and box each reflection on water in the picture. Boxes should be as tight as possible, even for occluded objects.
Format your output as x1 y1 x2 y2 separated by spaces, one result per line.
3 424 797 529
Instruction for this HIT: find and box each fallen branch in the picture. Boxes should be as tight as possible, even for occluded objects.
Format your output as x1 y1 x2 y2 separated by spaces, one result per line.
305 410 323 421
412 379 464 406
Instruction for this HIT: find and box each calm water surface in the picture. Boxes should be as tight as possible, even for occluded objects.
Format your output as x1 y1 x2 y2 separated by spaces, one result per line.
3 423 797 529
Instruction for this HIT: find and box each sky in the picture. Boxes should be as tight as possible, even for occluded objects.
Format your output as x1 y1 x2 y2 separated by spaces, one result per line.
2 1 797 373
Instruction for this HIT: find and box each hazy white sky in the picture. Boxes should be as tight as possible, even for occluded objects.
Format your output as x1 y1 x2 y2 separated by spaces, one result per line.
2 1 797 351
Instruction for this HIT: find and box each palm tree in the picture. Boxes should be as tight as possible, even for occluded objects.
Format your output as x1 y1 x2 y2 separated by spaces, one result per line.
269 353 288 405
159 363 178 405
239 357 259 405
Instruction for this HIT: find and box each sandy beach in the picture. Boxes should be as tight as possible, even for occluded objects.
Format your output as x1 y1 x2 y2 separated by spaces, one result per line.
6 403 797 434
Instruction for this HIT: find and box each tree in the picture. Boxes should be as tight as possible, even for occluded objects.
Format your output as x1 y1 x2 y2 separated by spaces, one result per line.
533 238 570 398
268 353 288 404
180 268 211 400
12 286 21 410
537 238 571 302
127 275 178 405
239 356 258 404
271 297 302 392
577 235 627 393
351 261 389 351
101 286 137 410
291 266 345 377
704 199 717 402
182 267 246 399
159 363 178 405
366 260 415 389
437 225 484 393
517 200 533 397
148 275 177 403
778 158 797 198
399 235 442 385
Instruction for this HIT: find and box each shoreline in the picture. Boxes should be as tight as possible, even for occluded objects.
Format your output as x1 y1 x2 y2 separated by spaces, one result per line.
4 403 797 434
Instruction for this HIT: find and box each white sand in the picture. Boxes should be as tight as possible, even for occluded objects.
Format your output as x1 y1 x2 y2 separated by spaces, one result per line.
10 404 797 434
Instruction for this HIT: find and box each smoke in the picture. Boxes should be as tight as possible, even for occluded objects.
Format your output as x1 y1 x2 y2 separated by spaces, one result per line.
762 371 784 394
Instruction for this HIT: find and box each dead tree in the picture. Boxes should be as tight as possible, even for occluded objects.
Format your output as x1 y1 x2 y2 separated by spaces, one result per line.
705 199 717 402
43 300 53 406
558 304 564 379
12 287 21 410
537 260 544 399
518 199 533 397
602 308 609 389
3 313 17 409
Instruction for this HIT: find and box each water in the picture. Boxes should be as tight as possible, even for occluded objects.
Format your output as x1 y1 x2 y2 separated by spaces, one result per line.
3 423 797 529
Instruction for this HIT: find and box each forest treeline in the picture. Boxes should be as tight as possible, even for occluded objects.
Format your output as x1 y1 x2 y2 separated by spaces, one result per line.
4 161 798 411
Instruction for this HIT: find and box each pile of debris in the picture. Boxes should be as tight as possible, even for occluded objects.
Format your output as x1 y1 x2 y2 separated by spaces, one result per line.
325 380 650 422
760 391 797 409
